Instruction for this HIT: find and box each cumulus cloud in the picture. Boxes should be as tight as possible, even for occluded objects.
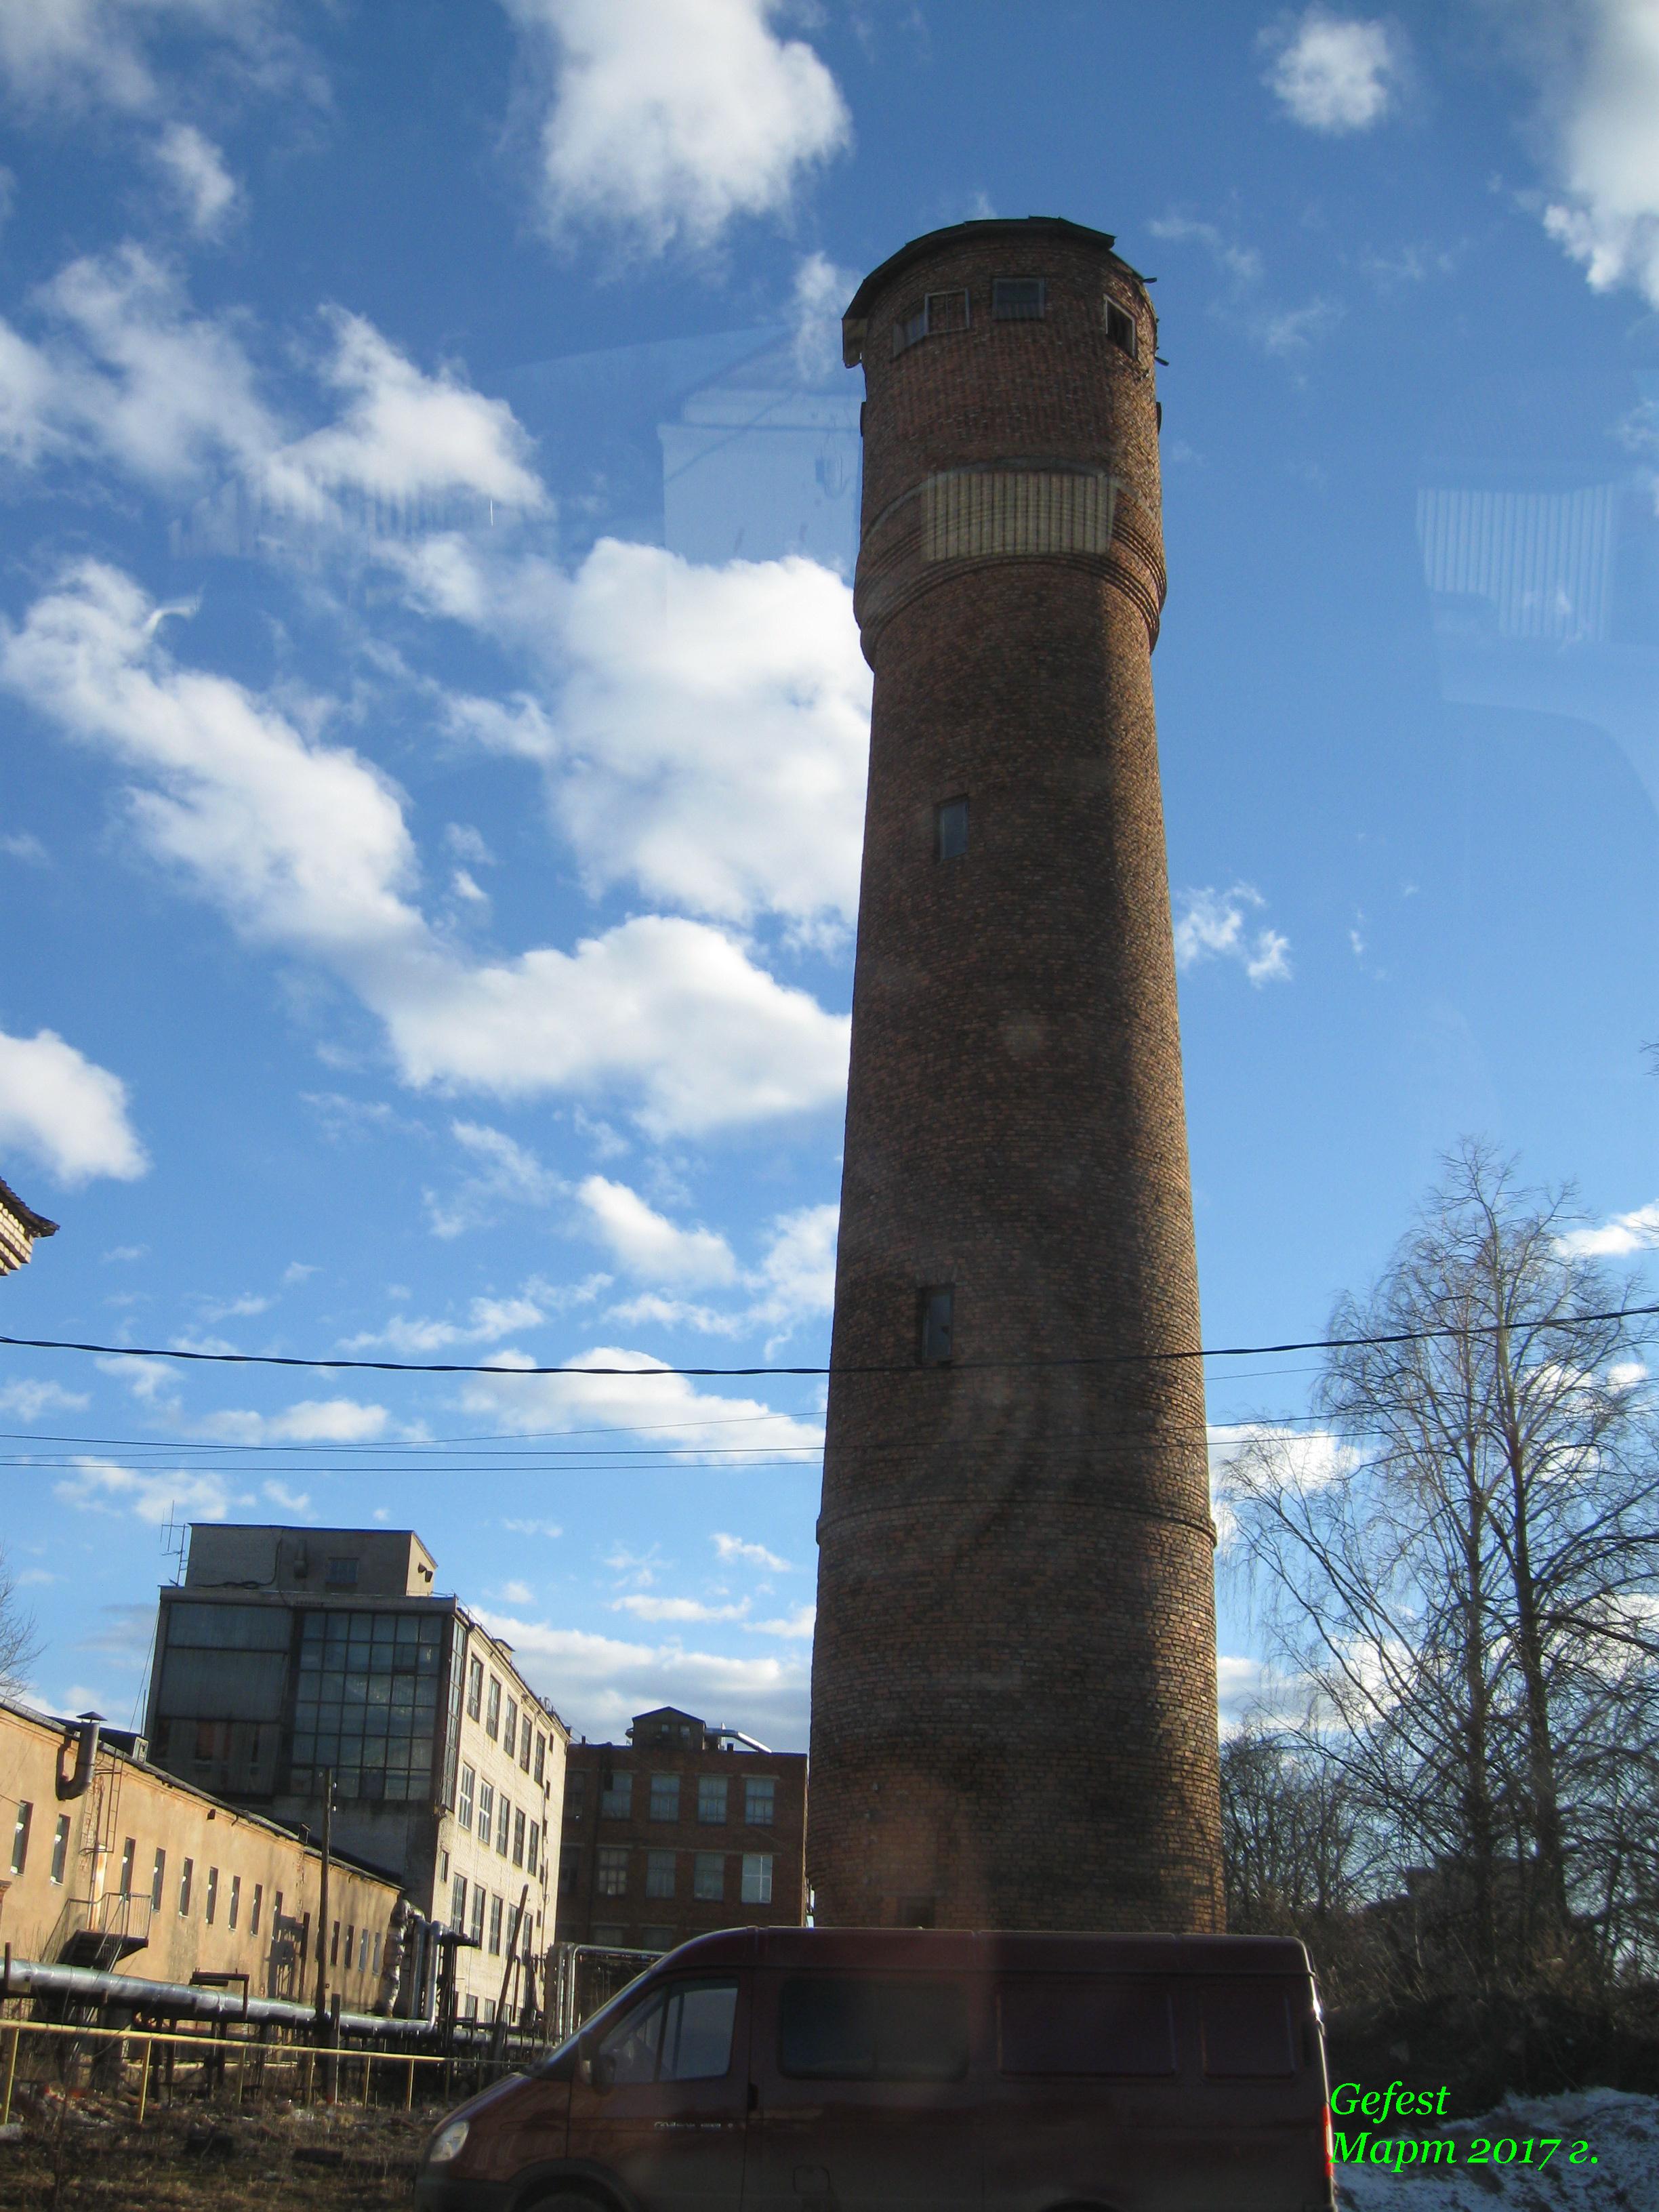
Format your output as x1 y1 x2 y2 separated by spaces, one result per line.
746 1603 815 1639
459 1350 824 1458
1557 1201 1659 1257
426 1120 567 1239
0 0 287 116
154 121 239 234
201 1398 390 1444
0 1379 90 1419
55 1454 243 1523
448 539 869 937
0 1023 148 1183
1263 9 1402 134
1538 0 1659 309
1173 885 1292 985
577 1176 737 1286
1208 1422 1357 1547
0 562 851 1136
474 1607 808 1745
614 1593 749 1622
714 1532 792 1572
507 0 850 255
789 249 857 382
344 1292 548 1356
600 1199 836 1341
1146 215 1342 361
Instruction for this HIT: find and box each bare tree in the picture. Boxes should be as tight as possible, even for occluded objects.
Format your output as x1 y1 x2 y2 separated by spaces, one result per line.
0 1542 41 1696
1225 1143 1659 1993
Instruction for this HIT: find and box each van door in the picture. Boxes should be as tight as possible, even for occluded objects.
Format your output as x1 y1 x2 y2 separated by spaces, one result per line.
744 1969 982 2212
565 1971 750 2212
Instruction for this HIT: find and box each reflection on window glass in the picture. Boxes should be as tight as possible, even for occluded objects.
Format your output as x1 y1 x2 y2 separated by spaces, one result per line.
779 1977 968 2082
600 1980 738 2084
288 1609 440 1803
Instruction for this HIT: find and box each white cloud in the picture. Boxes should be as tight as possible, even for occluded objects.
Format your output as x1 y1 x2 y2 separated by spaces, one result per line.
96 1353 178 1405
154 122 239 235
745 1603 815 1639
0 0 279 115
577 1175 737 1286
0 1023 148 1183
449 539 869 937
1 830 47 863
426 1120 567 1238
1146 215 1342 363
460 1349 825 1458
202 1398 390 1444
475 1607 809 1745
0 1379 90 1420
1173 885 1292 985
55 1454 241 1523
344 1292 546 1355
195 1290 270 1320
504 1517 563 1538
1557 1201 1659 1257
614 1593 748 1622
789 250 857 382
1208 1422 1357 1547
713 1532 792 1571
1263 10 1401 134
747 1202 837 1328
507 0 850 255
1 562 851 1137
1540 0 1659 309
498 1578 535 1605
262 1479 312 1514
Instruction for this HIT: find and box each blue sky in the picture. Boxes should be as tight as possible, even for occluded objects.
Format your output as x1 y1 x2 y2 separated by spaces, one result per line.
3 0 1658 1752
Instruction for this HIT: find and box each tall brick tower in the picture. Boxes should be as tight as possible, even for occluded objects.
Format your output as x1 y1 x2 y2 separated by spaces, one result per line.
808 218 1223 1934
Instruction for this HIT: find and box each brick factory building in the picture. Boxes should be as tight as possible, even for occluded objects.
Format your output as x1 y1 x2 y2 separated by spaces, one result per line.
556 1706 806 1953
809 218 1223 1933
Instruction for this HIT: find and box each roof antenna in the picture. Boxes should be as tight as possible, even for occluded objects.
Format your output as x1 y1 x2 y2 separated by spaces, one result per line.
159 1509 187 1586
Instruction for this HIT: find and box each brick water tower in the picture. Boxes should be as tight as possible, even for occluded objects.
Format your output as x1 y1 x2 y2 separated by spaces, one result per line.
808 218 1223 1933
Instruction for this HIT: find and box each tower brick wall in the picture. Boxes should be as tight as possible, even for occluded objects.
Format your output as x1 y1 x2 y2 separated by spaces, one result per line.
808 218 1223 1935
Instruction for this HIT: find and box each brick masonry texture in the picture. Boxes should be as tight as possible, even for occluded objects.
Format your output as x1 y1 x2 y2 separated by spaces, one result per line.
808 221 1225 1935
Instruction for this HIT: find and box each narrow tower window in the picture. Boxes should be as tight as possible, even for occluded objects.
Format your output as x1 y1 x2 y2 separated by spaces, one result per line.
993 277 1046 320
918 1286 955 1366
935 796 969 861
1104 298 1138 357
893 290 971 356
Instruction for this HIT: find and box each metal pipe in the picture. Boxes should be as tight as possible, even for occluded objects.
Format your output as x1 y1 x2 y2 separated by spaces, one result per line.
56 1712 103 1802
0 1954 444 2040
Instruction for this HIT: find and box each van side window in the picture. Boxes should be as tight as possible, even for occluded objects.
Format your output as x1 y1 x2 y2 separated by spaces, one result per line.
1199 1983 1296 2077
998 1978 1176 2076
779 1977 968 2083
600 1979 739 2084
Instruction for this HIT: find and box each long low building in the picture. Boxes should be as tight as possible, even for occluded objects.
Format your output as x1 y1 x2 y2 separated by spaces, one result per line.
0 1696 402 2013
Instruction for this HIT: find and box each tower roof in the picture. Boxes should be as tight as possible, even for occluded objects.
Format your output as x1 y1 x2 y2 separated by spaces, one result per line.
842 216 1128 367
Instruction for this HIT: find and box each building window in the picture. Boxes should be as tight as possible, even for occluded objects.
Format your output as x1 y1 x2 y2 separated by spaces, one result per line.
440 1849 450 1884
359 1927 369 1972
741 1853 774 1906
179 1859 194 1917
919 1285 954 1366
464 1994 479 2022
228 1875 241 1929
458 1764 475 1830
373 1932 382 1975
592 1925 626 1949
697 1776 727 1825
497 1794 511 1855
329 1921 340 1965
534 1731 546 1784
324 1556 359 1586
9 1801 29 1877
646 1850 676 1899
993 276 1046 320
477 1779 494 1843
513 1808 526 1867
649 1774 680 1823
469 1887 485 1946
452 1874 468 1931
893 289 970 356
118 1837 135 1897
205 1866 219 1925
1105 297 1137 357
520 1723 533 1774
745 1778 776 1826
50 1815 70 1885
527 1823 539 1875
466 1656 484 1721
565 1771 584 1821
600 1770 633 1820
488 1895 503 1956
596 1846 629 1898
935 795 969 861
694 1853 725 1902
558 1856 576 1895
287 1606 444 1805
486 1677 501 1740
640 1926 676 1952
150 1848 165 1910
504 1700 517 1761
251 1884 262 1936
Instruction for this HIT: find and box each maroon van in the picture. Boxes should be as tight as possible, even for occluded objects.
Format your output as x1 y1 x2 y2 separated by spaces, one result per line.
415 1927 1335 2212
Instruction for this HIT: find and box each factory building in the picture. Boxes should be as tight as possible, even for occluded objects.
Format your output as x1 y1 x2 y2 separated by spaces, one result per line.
143 1524 567 2022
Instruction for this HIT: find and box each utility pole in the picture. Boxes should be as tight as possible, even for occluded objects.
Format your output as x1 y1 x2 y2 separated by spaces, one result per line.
314 1767 334 2093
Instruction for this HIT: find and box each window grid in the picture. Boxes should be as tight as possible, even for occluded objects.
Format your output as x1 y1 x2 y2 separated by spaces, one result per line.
646 1849 676 1899
287 1607 442 1803
49 1815 70 1885
745 1778 776 1826
649 1774 680 1823
697 1776 727 1825
596 1846 629 1898
9 1801 30 1877
993 276 1046 321
694 1852 725 1902
741 1853 774 1906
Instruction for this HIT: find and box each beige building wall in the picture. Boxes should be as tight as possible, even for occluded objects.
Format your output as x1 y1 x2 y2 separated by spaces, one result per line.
0 1701 401 2013
441 1616 567 2020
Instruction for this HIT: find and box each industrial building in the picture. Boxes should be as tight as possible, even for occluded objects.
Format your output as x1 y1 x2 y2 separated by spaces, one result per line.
810 218 1224 1933
0 1696 398 2009
143 1523 568 2022
556 1705 806 1952
0 1171 56 1276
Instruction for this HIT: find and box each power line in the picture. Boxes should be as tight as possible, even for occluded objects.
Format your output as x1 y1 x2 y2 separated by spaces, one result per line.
3 1300 1656 1380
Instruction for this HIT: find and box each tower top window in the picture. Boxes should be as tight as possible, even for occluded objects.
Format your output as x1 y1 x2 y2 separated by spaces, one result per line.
893 289 971 356
1104 298 1137 357
919 1286 955 1368
993 277 1046 321
935 797 969 862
